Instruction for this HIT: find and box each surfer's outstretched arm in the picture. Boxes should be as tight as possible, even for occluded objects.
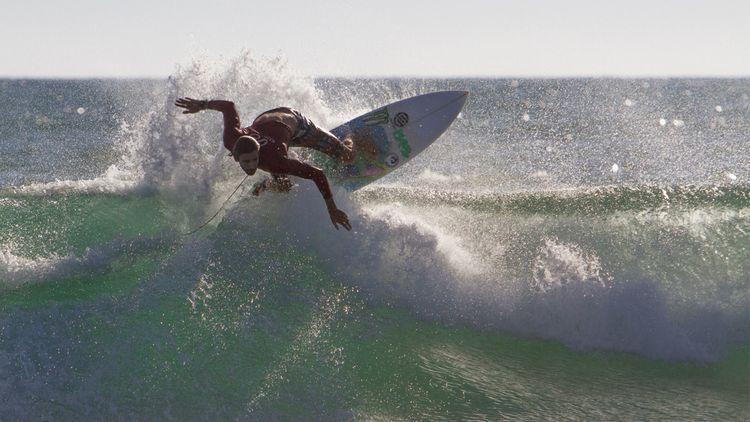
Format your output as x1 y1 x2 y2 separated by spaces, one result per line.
175 98 242 150
206 100 243 150
281 158 352 231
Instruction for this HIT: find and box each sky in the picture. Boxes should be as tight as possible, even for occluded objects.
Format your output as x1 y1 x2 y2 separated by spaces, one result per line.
1 0 748 78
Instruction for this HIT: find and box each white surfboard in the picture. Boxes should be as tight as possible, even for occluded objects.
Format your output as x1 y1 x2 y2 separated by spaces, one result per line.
320 91 469 190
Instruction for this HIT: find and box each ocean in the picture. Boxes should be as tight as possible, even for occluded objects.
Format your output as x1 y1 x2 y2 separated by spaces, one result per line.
1 54 748 420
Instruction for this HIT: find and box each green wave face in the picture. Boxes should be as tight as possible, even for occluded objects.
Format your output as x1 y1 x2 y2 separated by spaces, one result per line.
0 185 747 420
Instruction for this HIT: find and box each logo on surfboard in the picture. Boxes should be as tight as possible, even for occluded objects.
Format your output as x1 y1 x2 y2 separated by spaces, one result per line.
385 154 399 167
362 108 389 126
393 128 411 158
392 112 409 127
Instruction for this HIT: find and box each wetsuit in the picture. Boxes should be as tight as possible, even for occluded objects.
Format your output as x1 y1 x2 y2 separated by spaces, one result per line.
214 101 338 199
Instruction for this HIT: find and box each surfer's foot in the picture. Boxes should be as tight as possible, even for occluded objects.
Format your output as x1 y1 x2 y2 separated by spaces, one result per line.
340 138 355 164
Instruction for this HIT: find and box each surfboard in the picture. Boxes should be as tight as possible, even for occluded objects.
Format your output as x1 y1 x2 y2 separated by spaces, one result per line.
319 91 469 191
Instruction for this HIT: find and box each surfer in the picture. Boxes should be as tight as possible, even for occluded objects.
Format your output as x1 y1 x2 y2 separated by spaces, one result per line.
174 97 353 231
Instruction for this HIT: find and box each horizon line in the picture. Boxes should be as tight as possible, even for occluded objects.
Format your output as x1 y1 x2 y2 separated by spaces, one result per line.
1 74 749 81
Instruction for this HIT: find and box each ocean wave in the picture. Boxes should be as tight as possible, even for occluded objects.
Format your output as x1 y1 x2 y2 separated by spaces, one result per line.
0 236 172 288
356 182 750 215
3 165 140 197
219 183 749 363
2 173 746 363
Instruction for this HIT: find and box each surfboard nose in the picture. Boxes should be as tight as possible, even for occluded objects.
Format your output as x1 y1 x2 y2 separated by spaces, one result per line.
441 90 468 121
451 90 469 111
426 90 469 105
431 90 469 116
398 90 469 151
445 90 469 98
417 90 469 116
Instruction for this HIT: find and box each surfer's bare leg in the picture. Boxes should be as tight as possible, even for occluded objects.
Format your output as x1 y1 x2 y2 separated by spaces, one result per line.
286 112 355 163
305 127 355 164
304 127 355 164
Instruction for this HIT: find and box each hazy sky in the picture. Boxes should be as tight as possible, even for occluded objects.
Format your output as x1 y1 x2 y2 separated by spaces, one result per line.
1 0 748 78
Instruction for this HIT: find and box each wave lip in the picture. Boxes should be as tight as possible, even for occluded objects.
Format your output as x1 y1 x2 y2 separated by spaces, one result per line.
0 236 172 289
4 166 140 197
0 246 102 288
356 182 750 215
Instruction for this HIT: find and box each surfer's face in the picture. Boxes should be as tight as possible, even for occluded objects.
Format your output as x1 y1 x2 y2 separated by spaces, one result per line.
238 151 259 175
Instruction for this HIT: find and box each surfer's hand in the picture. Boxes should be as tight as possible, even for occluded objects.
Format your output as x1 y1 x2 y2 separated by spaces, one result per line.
340 138 355 164
329 208 352 231
174 97 206 114
251 178 269 196
270 176 293 193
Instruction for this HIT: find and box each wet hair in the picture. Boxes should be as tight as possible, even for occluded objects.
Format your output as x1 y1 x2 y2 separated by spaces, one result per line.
232 136 260 161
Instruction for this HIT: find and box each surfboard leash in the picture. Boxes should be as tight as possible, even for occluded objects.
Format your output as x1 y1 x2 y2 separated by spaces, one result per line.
181 174 249 236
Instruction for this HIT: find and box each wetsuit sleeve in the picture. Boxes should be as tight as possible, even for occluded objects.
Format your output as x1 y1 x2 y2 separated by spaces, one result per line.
206 100 243 150
280 157 333 199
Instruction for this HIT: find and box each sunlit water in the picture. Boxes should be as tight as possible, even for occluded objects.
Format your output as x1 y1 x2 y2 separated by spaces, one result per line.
0 55 748 419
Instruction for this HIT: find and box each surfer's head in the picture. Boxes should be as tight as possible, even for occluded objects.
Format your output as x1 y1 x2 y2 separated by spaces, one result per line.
233 136 260 175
